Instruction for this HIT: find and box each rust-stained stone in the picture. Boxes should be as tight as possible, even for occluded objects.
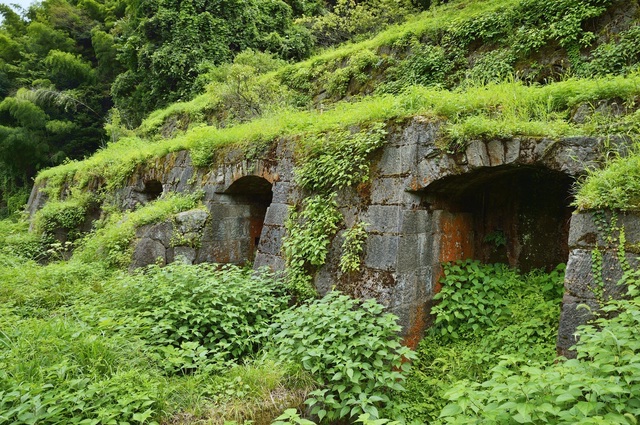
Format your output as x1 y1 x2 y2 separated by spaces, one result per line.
27 116 632 351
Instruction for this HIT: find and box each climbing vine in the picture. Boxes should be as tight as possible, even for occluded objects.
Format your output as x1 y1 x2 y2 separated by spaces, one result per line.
283 123 387 296
283 195 342 298
339 221 369 273
591 210 632 302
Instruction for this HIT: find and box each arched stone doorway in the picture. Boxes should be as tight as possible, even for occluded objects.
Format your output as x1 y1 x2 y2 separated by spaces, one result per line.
196 175 274 264
422 165 574 292
223 175 274 259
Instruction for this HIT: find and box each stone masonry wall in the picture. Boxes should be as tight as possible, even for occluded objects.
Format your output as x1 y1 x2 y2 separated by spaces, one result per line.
28 116 626 349
558 211 640 357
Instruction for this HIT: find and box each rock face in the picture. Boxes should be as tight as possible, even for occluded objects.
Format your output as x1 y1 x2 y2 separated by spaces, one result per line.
558 211 640 357
28 116 626 351
131 209 210 268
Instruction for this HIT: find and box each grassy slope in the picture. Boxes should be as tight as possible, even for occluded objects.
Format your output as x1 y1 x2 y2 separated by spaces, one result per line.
36 75 640 197
33 0 640 209
4 0 640 423
135 0 522 135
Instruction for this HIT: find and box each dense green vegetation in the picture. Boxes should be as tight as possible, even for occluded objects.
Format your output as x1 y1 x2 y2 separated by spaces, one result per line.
4 0 640 422
4 0 640 215
0 229 414 423
4 207 640 423
0 208 567 424
0 0 421 215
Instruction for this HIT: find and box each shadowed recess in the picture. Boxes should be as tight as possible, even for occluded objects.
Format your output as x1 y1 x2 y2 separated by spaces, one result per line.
425 165 574 271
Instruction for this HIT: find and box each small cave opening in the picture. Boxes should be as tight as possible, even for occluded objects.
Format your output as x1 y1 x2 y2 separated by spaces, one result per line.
425 165 574 272
225 176 273 258
142 180 164 202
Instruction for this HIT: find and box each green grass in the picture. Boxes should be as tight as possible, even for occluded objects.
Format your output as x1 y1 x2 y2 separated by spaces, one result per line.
36 73 640 200
134 0 522 137
135 0 628 140
0 244 313 424
575 144 640 211
71 192 204 268
278 0 518 70
137 92 218 138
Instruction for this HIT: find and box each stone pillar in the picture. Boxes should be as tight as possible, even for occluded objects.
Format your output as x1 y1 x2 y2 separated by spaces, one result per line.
558 211 640 357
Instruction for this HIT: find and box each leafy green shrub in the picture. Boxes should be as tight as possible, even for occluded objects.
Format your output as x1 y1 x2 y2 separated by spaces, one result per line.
453 0 612 57
399 336 489 424
398 262 564 423
0 370 162 425
0 218 47 261
431 260 519 340
110 263 289 373
441 272 640 424
273 409 402 425
326 49 379 97
300 0 416 47
200 50 295 124
466 49 516 85
267 291 414 421
33 192 94 237
448 5 515 47
400 44 457 88
339 221 369 273
432 261 565 341
585 26 640 77
277 64 314 104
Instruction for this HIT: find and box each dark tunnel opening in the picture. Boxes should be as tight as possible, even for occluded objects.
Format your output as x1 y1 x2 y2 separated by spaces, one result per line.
424 165 574 272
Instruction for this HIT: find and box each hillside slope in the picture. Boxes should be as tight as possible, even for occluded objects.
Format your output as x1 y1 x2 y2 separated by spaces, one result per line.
4 0 640 424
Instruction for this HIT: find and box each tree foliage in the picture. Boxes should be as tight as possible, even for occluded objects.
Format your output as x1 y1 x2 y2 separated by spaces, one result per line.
110 0 315 126
0 0 125 216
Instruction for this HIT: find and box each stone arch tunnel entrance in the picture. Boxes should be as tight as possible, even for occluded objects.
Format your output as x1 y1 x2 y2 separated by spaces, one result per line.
424 165 574 277
222 175 273 262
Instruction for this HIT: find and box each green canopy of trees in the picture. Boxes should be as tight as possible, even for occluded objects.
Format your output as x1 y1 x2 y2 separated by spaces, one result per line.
0 0 420 216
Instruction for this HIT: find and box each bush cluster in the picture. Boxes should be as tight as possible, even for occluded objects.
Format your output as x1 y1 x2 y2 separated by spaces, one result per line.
111 263 290 373
398 261 566 423
441 269 640 424
268 291 414 421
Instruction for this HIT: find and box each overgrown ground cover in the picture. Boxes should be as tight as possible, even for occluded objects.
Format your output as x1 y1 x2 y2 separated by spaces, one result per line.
6 0 640 423
8 205 640 424
0 203 413 424
0 209 564 424
0 196 420 424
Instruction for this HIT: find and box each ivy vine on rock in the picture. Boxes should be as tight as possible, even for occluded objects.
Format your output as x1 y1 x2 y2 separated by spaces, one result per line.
283 195 342 298
590 209 631 303
283 123 387 296
339 221 369 273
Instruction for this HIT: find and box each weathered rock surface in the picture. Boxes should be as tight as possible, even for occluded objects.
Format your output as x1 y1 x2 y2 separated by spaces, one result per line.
28 116 629 351
557 211 640 358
